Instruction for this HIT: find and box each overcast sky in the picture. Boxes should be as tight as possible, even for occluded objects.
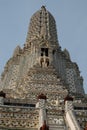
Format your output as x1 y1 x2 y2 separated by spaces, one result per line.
0 0 87 93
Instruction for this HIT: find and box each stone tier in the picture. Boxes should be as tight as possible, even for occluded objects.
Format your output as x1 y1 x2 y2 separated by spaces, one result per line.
0 105 39 129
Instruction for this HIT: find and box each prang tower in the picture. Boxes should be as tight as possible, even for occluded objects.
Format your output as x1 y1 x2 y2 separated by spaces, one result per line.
0 6 87 130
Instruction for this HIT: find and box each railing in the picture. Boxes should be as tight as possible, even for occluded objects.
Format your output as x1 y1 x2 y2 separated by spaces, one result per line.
66 110 82 130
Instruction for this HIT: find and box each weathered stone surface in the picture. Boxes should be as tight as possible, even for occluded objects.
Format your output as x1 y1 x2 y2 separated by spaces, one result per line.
0 6 87 130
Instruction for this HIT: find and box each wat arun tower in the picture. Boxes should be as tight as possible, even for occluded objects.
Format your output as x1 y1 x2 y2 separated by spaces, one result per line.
0 6 87 130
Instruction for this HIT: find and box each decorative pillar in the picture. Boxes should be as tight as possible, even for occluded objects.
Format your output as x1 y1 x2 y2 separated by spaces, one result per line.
64 95 74 113
36 93 49 130
64 95 81 130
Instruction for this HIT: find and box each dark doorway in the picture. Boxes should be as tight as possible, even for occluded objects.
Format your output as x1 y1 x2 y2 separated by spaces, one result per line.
41 48 48 56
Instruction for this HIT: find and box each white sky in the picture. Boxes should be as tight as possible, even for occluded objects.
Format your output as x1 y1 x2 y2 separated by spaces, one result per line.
0 0 87 93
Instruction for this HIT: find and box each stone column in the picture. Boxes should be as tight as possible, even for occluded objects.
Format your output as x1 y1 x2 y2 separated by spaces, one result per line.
64 95 82 130
36 94 48 130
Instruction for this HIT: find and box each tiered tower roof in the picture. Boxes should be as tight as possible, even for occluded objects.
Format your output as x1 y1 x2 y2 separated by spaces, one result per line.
26 6 58 46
